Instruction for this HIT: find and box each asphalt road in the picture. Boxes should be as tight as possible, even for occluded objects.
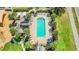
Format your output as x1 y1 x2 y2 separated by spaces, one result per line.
74 7 79 23
67 7 79 51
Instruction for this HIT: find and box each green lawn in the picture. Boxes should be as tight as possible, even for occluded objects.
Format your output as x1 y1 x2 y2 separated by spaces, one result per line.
0 42 22 51
72 8 79 35
54 9 76 50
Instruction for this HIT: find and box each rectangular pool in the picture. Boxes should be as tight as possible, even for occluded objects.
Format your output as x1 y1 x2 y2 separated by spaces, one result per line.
36 17 46 37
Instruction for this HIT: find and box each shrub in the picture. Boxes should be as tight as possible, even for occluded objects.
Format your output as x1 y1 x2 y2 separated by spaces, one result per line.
52 30 58 40
13 32 23 42
9 21 17 28
15 32 22 39
37 10 48 13
53 7 65 16
9 23 12 28
10 27 17 36
8 12 17 20
26 13 31 20
52 21 56 29
47 9 52 14
30 10 35 14
13 7 32 12
24 41 32 51
15 15 20 20
24 13 31 21
51 12 57 19
46 43 55 51
23 28 30 36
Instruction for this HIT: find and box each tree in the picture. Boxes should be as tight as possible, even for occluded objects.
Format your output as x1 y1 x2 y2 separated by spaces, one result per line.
15 32 22 42
23 28 30 36
52 30 58 40
10 27 17 36
8 12 17 20
24 41 32 51
26 13 31 21
53 7 65 16
46 43 55 51
52 21 56 29
51 12 57 19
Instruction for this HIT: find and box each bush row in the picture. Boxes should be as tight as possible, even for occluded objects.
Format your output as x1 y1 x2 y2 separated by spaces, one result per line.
13 7 32 12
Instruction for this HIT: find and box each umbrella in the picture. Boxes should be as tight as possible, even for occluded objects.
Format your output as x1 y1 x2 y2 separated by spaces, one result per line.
47 37 53 43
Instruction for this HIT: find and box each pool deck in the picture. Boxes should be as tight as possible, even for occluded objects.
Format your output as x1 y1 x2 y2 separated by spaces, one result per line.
30 13 51 45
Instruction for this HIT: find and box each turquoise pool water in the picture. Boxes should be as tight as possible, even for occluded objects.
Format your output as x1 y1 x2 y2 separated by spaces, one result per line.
36 17 46 37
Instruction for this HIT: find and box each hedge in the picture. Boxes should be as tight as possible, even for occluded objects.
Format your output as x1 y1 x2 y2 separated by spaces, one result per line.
13 7 32 12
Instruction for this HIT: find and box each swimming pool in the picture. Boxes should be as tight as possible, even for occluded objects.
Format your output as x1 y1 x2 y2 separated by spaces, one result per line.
36 17 46 37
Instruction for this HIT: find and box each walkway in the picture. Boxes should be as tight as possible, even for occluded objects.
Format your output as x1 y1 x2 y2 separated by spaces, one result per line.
21 36 27 51
67 7 79 50
16 12 26 33
36 45 45 51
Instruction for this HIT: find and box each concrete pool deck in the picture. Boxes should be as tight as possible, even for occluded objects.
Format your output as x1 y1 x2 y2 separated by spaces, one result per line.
30 13 51 45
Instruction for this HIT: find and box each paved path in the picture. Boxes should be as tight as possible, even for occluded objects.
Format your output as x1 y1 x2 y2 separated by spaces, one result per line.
21 36 27 51
16 12 26 33
67 7 79 50
74 7 79 23
21 41 25 51
36 45 45 51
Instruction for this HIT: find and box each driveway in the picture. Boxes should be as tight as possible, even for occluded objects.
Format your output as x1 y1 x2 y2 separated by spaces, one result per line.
67 7 79 50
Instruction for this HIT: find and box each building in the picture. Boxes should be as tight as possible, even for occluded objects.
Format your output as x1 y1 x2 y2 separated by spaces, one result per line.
20 21 30 27
0 10 12 48
0 10 5 26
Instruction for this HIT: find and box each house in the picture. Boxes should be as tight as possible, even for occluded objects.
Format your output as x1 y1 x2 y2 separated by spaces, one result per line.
4 7 12 11
0 10 12 48
0 10 5 26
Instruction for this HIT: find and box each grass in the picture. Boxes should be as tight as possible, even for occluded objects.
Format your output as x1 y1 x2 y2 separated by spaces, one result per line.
72 8 79 35
54 9 76 51
0 42 22 51
0 48 3 51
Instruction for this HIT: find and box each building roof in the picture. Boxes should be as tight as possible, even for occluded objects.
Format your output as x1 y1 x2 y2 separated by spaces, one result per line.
0 10 4 23
0 12 12 48
20 21 30 26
